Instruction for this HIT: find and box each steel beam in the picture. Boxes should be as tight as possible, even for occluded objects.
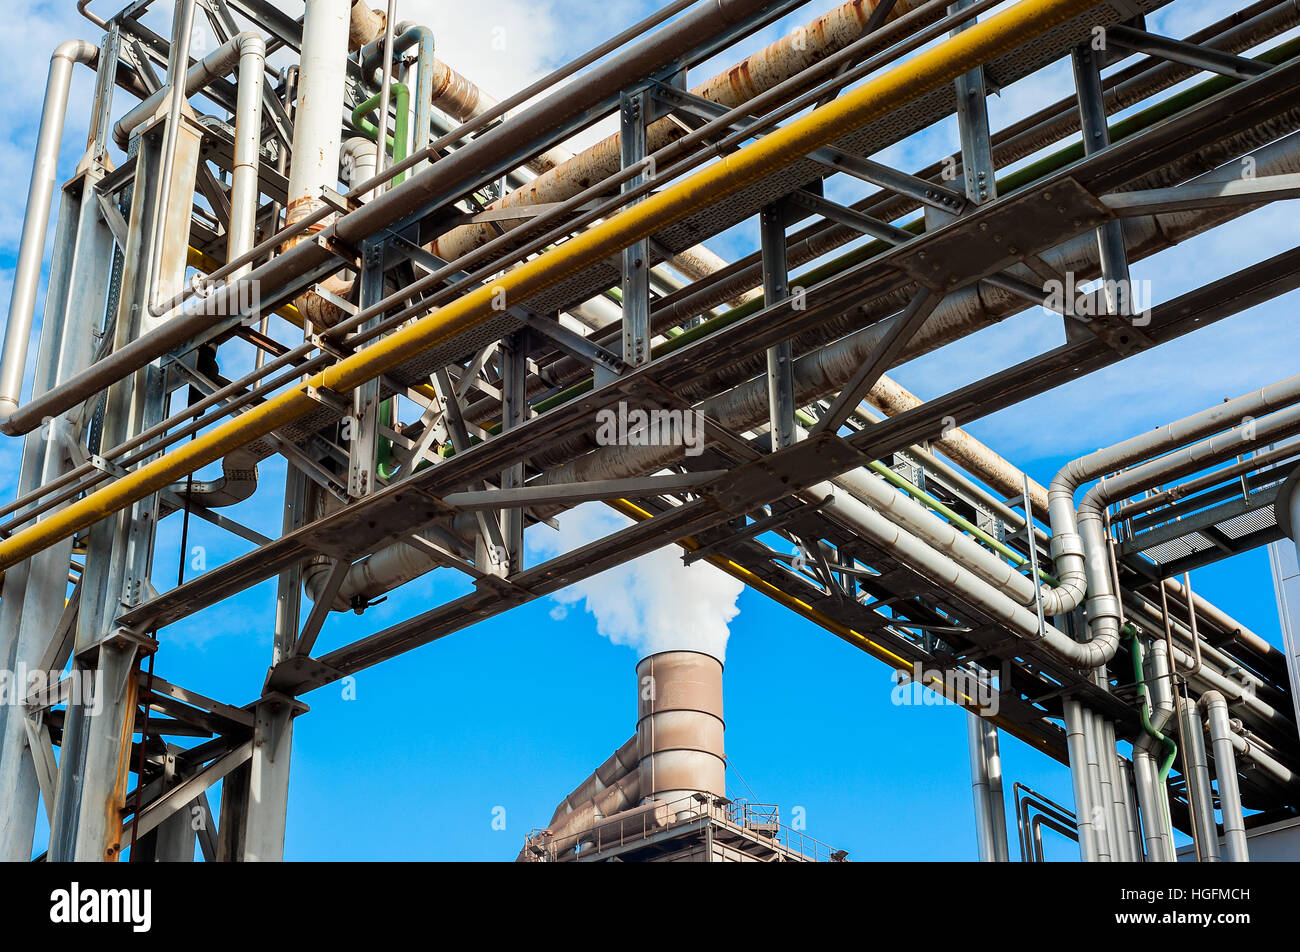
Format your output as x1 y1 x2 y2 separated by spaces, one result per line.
240 694 303 862
762 203 796 450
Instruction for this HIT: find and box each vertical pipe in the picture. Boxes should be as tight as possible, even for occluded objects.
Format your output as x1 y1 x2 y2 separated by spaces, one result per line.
1101 718 1131 861
392 25 435 175
1202 692 1250 862
1119 756 1143 862
371 0 397 192
968 709 1010 862
1132 747 1164 860
967 713 997 861
983 718 1010 862
1179 692 1221 862
0 40 98 422
142 0 198 319
284 0 351 234
1064 698 1100 862
1133 634 1176 861
227 36 266 277
1084 707 1114 861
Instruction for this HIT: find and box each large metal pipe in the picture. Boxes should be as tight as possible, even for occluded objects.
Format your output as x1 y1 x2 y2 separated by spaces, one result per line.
1132 746 1169 861
1064 698 1101 861
226 34 267 278
546 735 640 833
0 0 1113 575
1211 711 1299 787
112 32 265 147
284 0 351 237
1202 691 1250 862
1180 693 1221 862
0 0 787 439
348 0 386 50
636 651 726 810
526 134 1300 500
428 0 924 264
1045 375 1300 675
808 465 1121 668
1132 634 1176 861
366 24 437 176
967 711 1009 861
0 39 99 424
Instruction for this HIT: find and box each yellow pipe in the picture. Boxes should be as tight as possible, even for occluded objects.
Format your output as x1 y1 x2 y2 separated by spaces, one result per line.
187 246 440 403
0 0 1105 573
606 498 1055 757
187 247 304 326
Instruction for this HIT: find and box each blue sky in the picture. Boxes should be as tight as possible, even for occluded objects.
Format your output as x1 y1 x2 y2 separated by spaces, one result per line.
1 0 1297 861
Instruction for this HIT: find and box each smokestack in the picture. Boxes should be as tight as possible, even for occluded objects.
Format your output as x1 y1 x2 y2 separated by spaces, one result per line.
636 651 725 811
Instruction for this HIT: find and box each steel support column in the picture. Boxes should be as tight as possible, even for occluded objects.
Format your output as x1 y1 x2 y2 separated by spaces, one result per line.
241 693 304 861
1072 43 1137 327
762 203 796 450
49 116 197 862
500 331 527 573
950 0 996 205
0 166 114 860
619 90 651 372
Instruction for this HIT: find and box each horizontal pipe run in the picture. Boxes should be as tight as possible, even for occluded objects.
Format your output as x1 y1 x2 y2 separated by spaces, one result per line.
0 0 1111 574
0 0 790 437
112 31 265 148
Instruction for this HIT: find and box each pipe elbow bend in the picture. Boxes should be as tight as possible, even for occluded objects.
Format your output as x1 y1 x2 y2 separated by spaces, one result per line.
53 39 99 67
1199 689 1228 712
234 31 267 58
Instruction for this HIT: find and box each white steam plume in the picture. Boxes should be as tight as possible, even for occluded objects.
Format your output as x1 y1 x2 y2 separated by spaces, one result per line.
528 502 745 662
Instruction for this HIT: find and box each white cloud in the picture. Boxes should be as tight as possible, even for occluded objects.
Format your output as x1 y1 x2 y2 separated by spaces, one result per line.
528 501 745 662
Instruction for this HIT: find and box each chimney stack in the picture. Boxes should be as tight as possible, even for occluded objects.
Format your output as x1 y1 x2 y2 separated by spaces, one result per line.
636 650 725 811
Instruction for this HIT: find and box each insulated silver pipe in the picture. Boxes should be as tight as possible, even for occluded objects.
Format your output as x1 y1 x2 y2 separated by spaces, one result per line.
1083 707 1113 861
967 713 1008 862
1064 699 1101 862
113 31 266 147
1045 374 1300 676
0 39 99 424
1180 693 1221 862
1120 757 1143 862
1133 635 1176 861
1202 691 1250 862
1132 747 1172 861
1100 717 1132 861
227 35 267 277
1217 721 1299 787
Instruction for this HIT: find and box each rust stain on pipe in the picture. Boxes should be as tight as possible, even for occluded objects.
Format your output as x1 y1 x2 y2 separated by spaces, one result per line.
429 0 919 263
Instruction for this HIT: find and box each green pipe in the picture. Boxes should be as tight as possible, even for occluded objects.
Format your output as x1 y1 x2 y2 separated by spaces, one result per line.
871 459 1058 585
1128 625 1178 781
788 407 1056 584
355 83 412 478
377 398 398 479
353 82 411 186
667 38 1300 350
1127 624 1178 857
493 39 1300 438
